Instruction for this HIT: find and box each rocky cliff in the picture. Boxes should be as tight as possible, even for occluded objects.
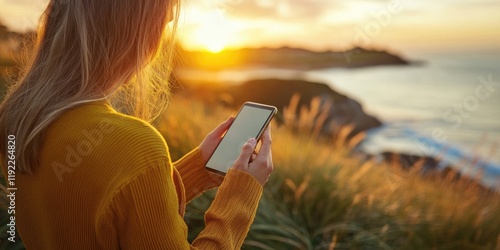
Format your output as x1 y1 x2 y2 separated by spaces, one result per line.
174 78 382 139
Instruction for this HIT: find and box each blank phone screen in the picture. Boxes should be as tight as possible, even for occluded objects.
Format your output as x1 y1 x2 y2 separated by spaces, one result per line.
206 104 275 174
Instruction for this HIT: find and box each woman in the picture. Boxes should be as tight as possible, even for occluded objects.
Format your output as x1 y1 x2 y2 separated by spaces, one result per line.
0 0 273 249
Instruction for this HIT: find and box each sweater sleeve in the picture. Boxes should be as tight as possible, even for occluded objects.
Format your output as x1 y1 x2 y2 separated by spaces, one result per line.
97 161 263 250
173 148 224 202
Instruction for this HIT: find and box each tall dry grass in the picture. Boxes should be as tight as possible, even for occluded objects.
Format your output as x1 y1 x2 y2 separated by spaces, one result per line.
160 97 500 250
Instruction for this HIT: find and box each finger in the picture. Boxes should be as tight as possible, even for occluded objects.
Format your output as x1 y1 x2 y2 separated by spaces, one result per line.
267 123 272 139
233 138 257 170
255 126 272 161
208 116 234 138
250 152 257 162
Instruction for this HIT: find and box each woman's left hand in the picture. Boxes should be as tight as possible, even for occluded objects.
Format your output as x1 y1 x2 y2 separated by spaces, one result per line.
199 117 235 162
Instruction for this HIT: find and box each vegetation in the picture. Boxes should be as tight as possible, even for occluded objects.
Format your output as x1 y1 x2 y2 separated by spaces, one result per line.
161 97 500 250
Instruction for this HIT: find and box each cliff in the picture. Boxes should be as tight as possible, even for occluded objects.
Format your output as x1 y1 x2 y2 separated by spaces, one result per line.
174 78 382 139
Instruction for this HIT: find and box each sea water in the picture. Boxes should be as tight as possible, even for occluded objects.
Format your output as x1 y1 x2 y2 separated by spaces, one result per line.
307 51 500 190
179 51 500 189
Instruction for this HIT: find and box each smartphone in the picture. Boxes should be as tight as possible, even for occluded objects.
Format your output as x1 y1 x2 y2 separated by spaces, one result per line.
205 102 278 175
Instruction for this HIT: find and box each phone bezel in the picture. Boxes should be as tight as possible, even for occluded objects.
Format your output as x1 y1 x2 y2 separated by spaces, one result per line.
205 102 277 176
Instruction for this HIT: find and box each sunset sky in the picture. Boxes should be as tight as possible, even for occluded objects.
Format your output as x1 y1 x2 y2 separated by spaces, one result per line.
1 0 499 53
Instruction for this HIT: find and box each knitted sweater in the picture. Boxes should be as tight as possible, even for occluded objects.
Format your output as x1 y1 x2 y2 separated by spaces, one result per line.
0 100 263 249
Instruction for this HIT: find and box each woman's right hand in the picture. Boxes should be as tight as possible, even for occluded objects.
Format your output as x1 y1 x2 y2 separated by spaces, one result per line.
232 126 274 186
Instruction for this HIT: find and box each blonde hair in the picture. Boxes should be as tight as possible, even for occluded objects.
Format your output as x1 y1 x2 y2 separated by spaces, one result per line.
0 0 180 174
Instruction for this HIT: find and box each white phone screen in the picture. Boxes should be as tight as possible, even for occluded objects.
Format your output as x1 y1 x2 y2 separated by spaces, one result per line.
206 103 276 175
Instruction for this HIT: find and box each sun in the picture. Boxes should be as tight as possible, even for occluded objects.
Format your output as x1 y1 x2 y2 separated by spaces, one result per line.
194 28 229 53
205 39 226 53
181 10 236 53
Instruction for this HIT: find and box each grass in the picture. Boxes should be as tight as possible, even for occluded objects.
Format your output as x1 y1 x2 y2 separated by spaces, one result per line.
0 82 499 249
160 97 500 250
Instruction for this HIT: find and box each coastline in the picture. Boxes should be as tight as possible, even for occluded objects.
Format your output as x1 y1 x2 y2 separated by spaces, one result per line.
174 64 500 192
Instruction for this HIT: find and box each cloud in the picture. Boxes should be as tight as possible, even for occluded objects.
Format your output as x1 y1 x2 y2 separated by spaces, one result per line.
220 0 343 22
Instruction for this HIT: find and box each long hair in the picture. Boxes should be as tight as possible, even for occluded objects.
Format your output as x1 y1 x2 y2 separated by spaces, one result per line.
0 0 180 174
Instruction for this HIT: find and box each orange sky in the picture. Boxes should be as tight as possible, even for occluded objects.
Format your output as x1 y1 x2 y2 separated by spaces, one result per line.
1 0 499 53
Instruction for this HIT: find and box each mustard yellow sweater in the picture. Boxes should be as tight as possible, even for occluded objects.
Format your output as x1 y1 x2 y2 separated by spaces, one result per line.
1 101 263 249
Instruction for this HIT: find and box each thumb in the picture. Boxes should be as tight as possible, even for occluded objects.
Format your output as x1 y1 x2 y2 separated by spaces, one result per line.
209 117 234 138
233 138 257 171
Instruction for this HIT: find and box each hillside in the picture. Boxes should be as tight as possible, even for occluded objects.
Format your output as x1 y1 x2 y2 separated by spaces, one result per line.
177 46 409 71
174 78 382 139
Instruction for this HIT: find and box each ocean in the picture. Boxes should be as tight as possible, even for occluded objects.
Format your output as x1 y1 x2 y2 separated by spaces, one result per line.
308 51 500 190
179 51 500 189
